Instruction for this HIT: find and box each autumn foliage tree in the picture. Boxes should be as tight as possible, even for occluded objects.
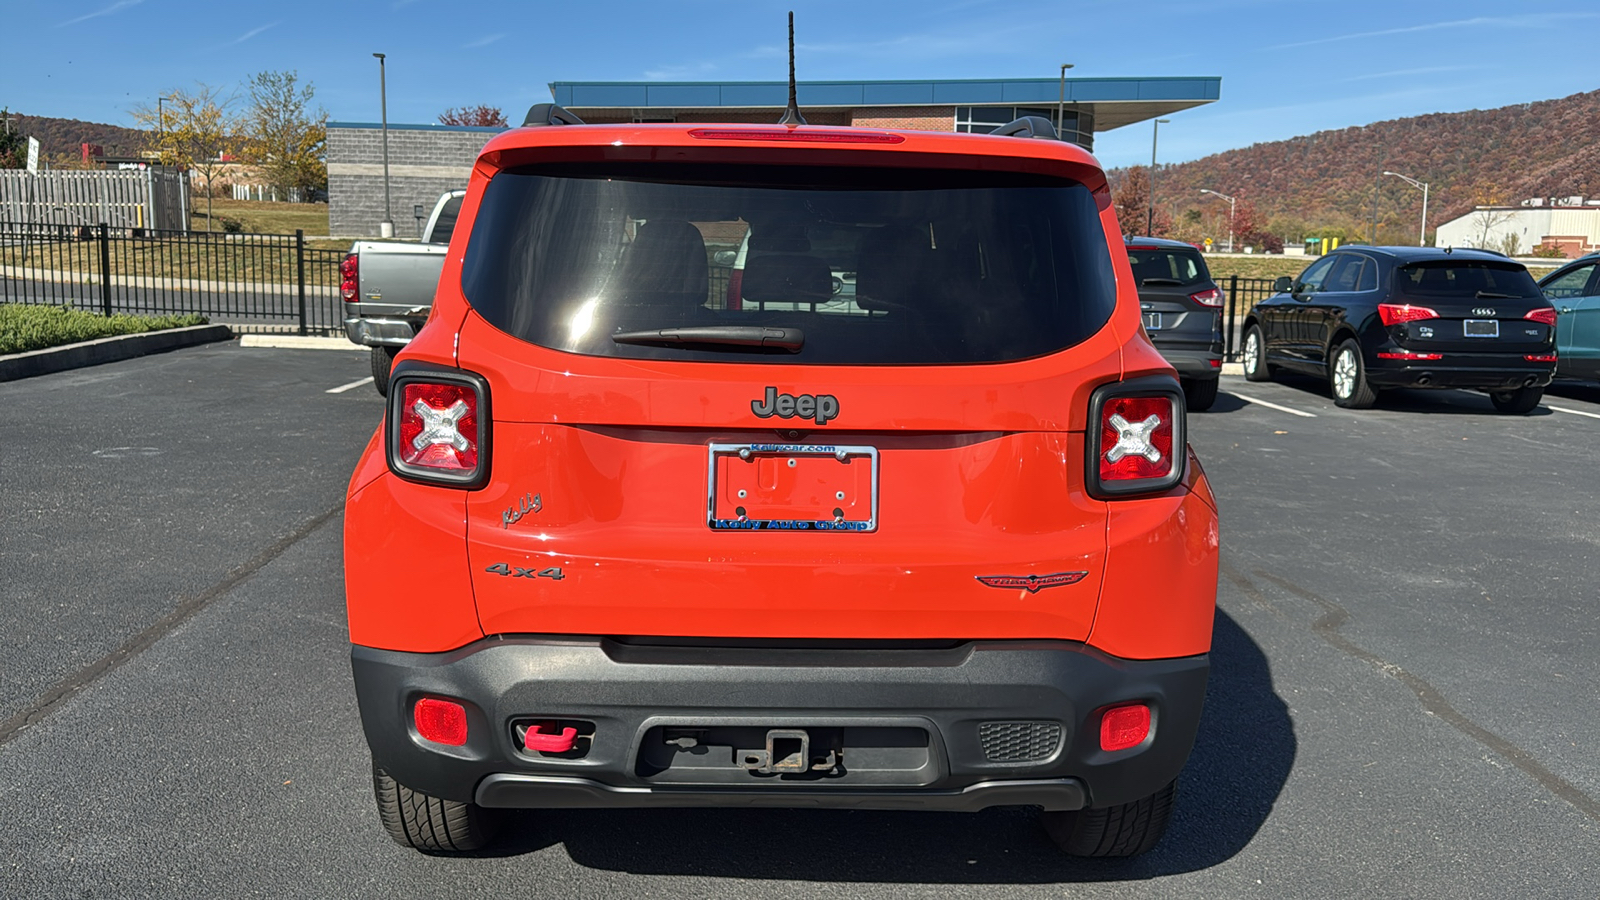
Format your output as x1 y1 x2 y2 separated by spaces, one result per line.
1110 166 1172 237
438 105 508 127
0 110 26 169
132 85 236 231
238 70 327 200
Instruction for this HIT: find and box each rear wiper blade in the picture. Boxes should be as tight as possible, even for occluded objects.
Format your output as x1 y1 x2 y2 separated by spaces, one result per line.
611 325 804 352
1140 278 1185 285
1474 291 1521 299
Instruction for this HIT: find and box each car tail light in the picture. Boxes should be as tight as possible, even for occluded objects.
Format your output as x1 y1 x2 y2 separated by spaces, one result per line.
340 253 359 302
386 365 491 488
1378 303 1439 326
1524 308 1557 326
414 697 468 746
687 127 906 144
1088 378 1185 498
1189 287 1223 307
1377 350 1443 360
1100 704 1151 752
1525 353 1558 362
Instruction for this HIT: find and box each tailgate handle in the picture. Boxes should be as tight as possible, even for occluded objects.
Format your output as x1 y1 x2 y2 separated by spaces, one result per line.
524 724 578 752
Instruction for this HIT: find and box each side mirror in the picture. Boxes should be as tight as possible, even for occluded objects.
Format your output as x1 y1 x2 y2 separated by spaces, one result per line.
1273 276 1294 293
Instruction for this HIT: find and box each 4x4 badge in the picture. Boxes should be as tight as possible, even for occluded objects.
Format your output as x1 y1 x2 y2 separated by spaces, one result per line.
975 572 1088 593
751 386 839 425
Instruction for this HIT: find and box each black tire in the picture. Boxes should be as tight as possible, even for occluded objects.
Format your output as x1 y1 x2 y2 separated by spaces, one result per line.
1242 325 1272 382
372 762 500 853
1039 780 1177 857
1489 385 1543 415
1329 339 1378 409
1182 376 1219 412
370 345 399 398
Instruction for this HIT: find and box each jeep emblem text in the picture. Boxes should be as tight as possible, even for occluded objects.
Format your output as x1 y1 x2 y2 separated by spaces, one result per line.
751 386 839 425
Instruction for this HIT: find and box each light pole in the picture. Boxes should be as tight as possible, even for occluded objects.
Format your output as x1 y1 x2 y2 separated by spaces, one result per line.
156 94 177 163
1383 171 1430 247
1056 63 1074 141
1200 189 1237 252
374 52 394 238
1147 118 1170 236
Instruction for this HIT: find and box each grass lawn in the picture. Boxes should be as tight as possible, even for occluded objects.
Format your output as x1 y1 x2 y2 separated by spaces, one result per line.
190 198 330 236
1 304 208 355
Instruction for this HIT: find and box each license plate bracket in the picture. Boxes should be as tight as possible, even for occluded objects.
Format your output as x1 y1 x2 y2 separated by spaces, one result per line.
707 442 879 532
1464 319 1499 338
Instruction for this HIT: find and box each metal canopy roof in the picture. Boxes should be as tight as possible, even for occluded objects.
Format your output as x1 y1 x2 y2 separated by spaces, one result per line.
549 77 1220 132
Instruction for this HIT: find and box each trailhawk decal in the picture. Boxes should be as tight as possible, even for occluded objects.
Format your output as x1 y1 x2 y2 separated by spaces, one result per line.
751 387 840 425
975 572 1089 593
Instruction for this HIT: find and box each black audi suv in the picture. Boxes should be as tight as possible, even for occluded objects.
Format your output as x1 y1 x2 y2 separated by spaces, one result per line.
1240 247 1557 413
1125 237 1224 410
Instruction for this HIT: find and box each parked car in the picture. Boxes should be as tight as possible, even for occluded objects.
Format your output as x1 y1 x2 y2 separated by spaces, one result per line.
339 190 467 396
1537 253 1600 383
1240 247 1557 412
344 109 1219 858
1124 236 1223 410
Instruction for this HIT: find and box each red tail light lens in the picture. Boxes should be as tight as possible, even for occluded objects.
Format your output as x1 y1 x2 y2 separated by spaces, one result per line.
1378 303 1439 326
1100 704 1151 752
1524 308 1557 326
1189 288 1223 307
340 253 359 302
414 697 468 746
1088 379 1186 498
1525 353 1558 362
386 367 491 488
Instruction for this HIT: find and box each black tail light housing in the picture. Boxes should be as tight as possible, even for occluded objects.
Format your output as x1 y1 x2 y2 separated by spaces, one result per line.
385 361 492 489
1086 375 1186 499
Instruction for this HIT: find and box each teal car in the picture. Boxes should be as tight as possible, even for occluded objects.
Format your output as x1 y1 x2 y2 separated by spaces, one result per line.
1540 254 1600 382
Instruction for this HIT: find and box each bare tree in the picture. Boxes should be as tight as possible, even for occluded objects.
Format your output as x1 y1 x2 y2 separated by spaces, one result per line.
133 84 236 231
238 70 327 201
438 105 508 127
1467 207 1518 250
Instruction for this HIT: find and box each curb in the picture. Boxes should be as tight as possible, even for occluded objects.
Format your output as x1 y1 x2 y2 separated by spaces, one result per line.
0 324 234 382
239 335 357 350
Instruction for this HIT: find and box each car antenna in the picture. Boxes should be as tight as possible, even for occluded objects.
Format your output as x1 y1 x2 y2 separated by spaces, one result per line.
777 11 807 126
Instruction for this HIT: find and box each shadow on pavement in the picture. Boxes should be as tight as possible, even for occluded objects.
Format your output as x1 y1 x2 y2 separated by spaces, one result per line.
1248 371 1560 417
483 609 1295 882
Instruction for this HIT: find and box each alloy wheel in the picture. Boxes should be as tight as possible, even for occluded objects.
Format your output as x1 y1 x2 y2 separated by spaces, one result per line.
1333 349 1357 398
1244 332 1259 375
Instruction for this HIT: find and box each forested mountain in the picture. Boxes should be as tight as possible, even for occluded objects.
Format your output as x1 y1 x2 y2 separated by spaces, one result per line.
2 112 149 163
1111 88 1600 247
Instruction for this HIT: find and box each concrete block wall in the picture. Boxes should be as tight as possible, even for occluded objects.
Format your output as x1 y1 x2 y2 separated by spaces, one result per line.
327 124 499 238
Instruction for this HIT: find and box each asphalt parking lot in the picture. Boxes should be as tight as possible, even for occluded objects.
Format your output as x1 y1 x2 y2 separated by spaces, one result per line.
2 344 1597 898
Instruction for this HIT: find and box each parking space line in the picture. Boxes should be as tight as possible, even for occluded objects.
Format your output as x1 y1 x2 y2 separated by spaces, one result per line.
1549 405 1600 421
326 377 375 394
1226 391 1318 418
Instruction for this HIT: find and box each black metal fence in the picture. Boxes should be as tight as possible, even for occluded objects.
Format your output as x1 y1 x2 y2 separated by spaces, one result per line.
1221 275 1280 360
0 221 347 335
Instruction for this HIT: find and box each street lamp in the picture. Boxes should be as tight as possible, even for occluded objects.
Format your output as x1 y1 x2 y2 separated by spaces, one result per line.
1200 189 1237 252
1056 63 1074 140
374 52 394 238
1148 118 1171 236
1383 171 1430 247
156 94 177 164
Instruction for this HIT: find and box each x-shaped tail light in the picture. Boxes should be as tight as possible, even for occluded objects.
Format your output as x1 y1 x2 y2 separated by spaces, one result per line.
1104 413 1164 465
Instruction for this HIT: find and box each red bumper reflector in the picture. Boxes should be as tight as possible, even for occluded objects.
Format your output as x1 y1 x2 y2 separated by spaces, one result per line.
688 127 906 144
1377 351 1444 360
1100 704 1151 751
414 697 468 746
1525 353 1558 362
1208 358 1222 368
523 722 578 753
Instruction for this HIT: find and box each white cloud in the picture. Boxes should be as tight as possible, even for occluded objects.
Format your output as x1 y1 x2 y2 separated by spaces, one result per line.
59 0 144 27
228 22 280 46
1270 12 1600 51
463 34 505 50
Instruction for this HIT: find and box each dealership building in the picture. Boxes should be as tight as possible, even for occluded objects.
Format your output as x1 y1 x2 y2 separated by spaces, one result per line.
327 76 1221 237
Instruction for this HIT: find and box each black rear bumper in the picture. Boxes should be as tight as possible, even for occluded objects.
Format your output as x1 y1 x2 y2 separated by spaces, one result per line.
351 638 1208 812
1364 359 1554 390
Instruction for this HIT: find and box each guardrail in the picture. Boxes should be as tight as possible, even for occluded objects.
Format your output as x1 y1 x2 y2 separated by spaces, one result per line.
0 221 346 336
1221 275 1280 361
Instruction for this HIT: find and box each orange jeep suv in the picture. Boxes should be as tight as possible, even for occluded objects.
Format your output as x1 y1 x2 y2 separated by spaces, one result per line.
343 108 1219 857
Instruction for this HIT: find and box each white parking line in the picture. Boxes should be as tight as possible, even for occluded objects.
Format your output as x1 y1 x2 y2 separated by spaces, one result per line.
1549 405 1600 421
326 377 375 394
1226 391 1318 418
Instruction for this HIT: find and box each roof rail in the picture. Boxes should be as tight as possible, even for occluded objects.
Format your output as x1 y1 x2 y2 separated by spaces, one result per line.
522 103 586 127
991 116 1059 140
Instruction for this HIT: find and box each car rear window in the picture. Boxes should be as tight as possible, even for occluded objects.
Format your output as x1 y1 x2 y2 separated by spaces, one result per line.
1125 246 1210 288
460 162 1116 365
1396 261 1540 299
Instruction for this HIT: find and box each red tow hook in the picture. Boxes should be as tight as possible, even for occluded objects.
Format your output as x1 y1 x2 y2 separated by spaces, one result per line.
523 722 578 753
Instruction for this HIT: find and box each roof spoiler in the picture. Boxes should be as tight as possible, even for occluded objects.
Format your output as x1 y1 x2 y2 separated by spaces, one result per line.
522 103 586 127
992 116 1059 140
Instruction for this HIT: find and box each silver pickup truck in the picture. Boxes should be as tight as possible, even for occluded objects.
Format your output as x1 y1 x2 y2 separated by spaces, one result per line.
340 190 465 396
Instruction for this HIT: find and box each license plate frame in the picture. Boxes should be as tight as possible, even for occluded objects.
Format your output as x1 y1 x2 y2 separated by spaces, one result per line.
706 442 879 532
1142 312 1163 331
1463 319 1499 338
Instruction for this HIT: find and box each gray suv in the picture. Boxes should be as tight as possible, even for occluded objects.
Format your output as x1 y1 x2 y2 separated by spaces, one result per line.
1125 237 1223 410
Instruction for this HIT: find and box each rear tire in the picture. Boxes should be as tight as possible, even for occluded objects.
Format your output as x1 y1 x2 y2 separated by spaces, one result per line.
370 345 398 397
372 762 500 853
1182 376 1219 412
1330 340 1377 409
1242 326 1272 382
1489 385 1543 415
1039 780 1177 857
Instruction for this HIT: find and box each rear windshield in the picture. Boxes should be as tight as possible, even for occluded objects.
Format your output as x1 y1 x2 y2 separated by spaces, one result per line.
1396 261 1540 299
1125 246 1209 287
460 163 1116 365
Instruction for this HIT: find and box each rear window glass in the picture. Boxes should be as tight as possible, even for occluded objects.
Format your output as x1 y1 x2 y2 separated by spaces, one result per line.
1396 261 1540 299
460 163 1116 365
428 196 463 245
1125 246 1210 287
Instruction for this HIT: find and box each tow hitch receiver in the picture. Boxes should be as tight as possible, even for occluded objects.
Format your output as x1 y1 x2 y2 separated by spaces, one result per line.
737 729 838 775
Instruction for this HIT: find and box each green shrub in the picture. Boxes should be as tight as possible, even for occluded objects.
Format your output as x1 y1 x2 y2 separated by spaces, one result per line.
0 304 209 355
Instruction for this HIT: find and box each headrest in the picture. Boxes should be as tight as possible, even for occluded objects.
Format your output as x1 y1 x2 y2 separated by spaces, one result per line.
618 219 708 302
855 225 932 311
741 254 832 304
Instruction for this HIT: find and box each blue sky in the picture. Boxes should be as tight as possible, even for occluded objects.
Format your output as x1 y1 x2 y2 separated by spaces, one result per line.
5 0 1596 169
